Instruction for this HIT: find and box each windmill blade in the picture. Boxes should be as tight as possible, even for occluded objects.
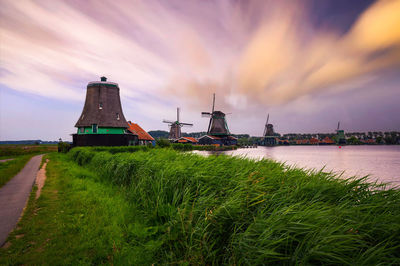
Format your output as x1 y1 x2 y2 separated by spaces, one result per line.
207 118 212 134
225 112 232 115
337 121 340 131
177 107 180 123
212 93 215 113
180 123 193 127
163 119 174 124
263 114 269 136
201 112 211 117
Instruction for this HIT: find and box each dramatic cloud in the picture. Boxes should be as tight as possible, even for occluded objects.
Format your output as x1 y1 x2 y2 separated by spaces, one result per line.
0 0 399 139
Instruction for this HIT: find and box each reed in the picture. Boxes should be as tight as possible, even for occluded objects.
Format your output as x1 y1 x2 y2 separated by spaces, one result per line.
67 147 400 265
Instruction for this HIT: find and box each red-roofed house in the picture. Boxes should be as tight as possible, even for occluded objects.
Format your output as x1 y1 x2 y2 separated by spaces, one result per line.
198 135 238 146
309 138 319 145
295 139 310 145
320 137 335 145
127 121 155 145
177 137 198 144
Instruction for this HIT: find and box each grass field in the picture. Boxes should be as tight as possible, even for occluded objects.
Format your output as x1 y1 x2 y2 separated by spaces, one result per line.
1 147 400 264
0 145 57 188
0 145 57 159
0 155 35 188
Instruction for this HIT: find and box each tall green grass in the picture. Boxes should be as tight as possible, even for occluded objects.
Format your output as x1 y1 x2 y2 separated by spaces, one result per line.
70 144 237 155
67 147 400 264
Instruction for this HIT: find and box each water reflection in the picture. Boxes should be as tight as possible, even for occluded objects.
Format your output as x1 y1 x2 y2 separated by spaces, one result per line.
193 146 400 187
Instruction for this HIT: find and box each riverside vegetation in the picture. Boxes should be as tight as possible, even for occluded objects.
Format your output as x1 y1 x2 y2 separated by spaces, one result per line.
1 146 400 265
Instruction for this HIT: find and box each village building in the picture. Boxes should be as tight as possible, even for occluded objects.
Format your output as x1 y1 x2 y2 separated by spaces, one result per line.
73 77 138 146
126 121 155 146
176 137 198 144
295 139 310 145
361 139 376 144
198 135 237 146
320 137 335 145
277 139 290 145
309 137 320 145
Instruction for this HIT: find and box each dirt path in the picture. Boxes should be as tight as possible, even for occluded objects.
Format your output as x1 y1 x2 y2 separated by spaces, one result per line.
0 155 43 247
0 158 14 163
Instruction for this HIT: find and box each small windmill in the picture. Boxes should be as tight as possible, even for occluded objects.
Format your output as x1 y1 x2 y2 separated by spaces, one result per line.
263 114 275 137
201 93 230 136
261 114 276 146
336 121 346 144
163 108 193 139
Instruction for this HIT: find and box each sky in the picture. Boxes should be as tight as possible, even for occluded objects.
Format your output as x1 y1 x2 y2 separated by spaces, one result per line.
1 0 400 141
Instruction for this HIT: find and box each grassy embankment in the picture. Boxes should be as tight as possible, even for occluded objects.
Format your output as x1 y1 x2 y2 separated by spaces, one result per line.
0 145 57 187
1 147 400 264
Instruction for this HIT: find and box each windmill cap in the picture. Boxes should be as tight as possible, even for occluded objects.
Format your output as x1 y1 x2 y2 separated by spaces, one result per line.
87 76 119 87
213 110 226 115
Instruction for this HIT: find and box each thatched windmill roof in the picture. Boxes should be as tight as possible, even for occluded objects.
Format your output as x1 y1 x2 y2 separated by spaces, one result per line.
75 77 128 128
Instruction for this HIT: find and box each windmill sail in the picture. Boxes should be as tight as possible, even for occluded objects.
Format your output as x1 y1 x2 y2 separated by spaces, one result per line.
263 114 269 137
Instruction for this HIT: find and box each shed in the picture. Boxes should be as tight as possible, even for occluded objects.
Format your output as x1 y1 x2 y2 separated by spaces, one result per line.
127 121 155 146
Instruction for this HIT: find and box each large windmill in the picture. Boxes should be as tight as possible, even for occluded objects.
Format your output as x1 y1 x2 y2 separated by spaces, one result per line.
73 76 138 146
163 107 193 140
201 93 230 136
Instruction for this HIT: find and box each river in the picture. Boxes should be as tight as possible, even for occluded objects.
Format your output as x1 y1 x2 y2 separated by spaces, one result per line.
193 145 400 188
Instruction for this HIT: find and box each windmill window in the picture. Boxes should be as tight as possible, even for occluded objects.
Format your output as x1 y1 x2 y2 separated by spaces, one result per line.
92 124 98 133
79 127 84 133
116 113 120 120
99 103 103 109
81 114 84 120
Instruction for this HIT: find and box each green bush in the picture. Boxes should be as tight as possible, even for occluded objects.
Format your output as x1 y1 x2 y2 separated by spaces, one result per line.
171 143 193 151
90 146 151 154
58 142 71 153
156 138 171 148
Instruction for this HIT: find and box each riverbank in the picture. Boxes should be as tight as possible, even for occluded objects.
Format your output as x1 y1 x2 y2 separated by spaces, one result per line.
1 147 400 264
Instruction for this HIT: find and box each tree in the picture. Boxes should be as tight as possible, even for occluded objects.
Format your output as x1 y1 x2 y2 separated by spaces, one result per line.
347 136 362 145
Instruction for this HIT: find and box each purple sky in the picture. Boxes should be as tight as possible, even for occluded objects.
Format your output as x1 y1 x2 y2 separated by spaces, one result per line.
1 0 400 141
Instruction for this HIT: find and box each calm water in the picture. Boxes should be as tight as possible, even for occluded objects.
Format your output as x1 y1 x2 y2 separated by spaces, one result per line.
193 146 400 187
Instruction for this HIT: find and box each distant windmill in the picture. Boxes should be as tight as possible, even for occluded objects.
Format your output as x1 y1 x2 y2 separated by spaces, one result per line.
201 93 230 136
263 114 275 137
336 121 346 145
163 107 193 139
261 113 276 146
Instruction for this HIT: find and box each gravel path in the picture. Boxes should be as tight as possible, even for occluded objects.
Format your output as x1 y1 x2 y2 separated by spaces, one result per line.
0 155 43 246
